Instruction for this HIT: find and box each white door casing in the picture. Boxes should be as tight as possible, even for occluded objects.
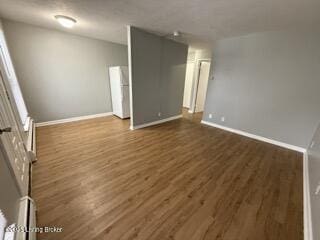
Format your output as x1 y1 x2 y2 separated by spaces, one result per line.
0 22 28 125
183 62 195 108
195 61 211 112
0 70 29 196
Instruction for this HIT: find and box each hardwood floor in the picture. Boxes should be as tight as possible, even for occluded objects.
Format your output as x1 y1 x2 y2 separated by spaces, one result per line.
32 111 303 240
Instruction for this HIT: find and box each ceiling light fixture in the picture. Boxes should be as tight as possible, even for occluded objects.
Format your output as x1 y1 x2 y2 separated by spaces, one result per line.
173 31 180 37
55 15 77 28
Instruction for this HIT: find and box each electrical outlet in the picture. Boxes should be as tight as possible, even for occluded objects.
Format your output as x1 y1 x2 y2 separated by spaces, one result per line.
209 114 213 119
158 112 161 117
221 117 225 122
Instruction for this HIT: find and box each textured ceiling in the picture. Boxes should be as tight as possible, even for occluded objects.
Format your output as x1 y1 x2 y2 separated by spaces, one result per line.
0 0 319 49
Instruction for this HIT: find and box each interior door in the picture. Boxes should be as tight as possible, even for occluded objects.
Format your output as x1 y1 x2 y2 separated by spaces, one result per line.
0 30 29 125
0 70 29 196
195 61 211 112
183 62 195 108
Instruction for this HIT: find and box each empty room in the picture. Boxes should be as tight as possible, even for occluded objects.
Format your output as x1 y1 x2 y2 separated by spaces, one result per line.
0 0 319 240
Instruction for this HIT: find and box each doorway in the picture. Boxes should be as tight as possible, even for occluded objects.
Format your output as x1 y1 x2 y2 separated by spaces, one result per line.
194 61 210 112
182 57 211 123
187 59 211 114
183 61 195 109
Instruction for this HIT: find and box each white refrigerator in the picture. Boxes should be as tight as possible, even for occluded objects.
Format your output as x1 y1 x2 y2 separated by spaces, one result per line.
109 66 130 119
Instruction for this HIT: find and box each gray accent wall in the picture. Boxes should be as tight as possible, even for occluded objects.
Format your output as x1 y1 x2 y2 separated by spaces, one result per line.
203 30 320 148
308 123 320 240
2 20 128 122
129 27 188 127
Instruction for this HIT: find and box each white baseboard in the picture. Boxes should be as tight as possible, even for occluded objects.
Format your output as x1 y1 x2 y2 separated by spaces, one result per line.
201 120 306 153
130 115 182 130
36 112 113 127
304 151 313 240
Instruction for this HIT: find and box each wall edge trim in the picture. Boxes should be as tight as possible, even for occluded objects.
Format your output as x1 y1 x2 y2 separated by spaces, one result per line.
201 120 306 153
304 151 313 240
130 115 182 130
36 112 113 127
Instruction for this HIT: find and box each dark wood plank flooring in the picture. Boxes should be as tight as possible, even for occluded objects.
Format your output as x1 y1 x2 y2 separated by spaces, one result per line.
32 110 303 240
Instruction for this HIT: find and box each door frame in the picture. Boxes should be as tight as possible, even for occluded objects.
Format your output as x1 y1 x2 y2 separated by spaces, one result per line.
0 46 27 143
0 69 30 196
189 58 211 113
0 22 29 128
